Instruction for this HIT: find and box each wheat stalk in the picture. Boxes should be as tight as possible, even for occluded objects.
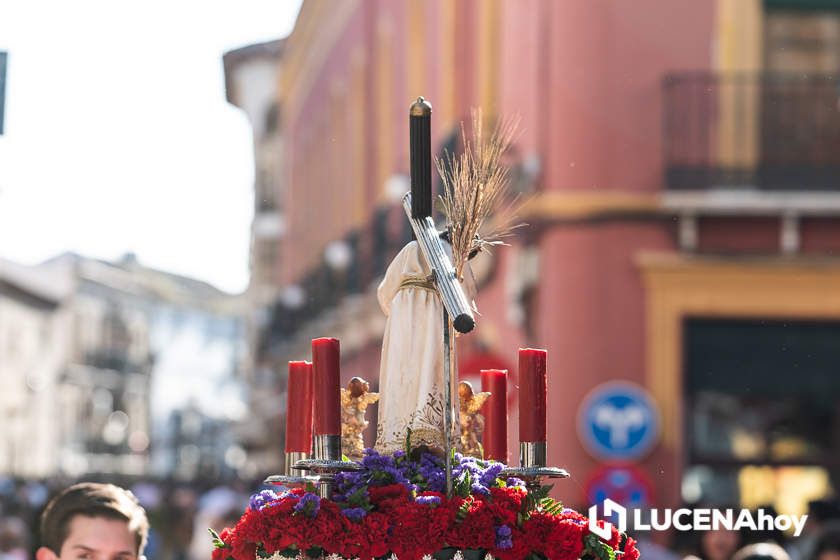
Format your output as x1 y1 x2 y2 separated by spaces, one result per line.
436 109 525 277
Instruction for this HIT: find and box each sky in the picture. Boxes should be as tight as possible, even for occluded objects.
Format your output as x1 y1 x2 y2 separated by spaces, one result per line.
0 0 303 293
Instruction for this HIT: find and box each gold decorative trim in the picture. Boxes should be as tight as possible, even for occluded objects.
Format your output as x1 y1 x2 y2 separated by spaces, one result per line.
477 0 500 119
399 275 437 293
519 191 661 222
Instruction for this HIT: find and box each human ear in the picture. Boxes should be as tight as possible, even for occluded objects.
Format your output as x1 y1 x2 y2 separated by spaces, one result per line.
36 547 58 560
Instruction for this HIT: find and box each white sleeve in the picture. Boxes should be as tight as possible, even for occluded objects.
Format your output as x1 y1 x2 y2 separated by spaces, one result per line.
377 242 412 316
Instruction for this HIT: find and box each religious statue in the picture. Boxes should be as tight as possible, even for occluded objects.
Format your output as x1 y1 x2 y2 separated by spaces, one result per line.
340 376 379 461
374 100 517 458
457 380 491 457
373 238 477 455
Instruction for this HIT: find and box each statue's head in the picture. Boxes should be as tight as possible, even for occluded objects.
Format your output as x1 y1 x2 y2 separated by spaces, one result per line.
348 376 369 398
438 229 481 260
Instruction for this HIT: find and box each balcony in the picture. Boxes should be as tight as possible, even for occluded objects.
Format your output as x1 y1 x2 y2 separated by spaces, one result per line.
261 204 412 352
664 72 840 194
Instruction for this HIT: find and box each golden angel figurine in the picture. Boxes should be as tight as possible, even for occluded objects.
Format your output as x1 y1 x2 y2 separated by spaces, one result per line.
341 377 379 461
458 381 491 457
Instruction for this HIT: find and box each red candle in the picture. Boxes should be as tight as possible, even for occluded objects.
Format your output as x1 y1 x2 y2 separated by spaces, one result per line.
481 369 508 462
311 337 341 435
519 348 547 442
285 361 313 453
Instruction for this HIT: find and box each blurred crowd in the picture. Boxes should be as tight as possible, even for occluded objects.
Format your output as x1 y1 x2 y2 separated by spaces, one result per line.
0 477 261 560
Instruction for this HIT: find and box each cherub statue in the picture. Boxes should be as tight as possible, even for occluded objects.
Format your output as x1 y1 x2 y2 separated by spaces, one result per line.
457 380 491 457
341 376 379 461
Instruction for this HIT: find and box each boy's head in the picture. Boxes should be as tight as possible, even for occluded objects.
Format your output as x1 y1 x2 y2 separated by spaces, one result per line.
37 482 149 560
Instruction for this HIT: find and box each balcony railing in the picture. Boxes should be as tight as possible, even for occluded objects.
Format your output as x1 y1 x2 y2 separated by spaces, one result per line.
262 204 412 347
664 72 840 191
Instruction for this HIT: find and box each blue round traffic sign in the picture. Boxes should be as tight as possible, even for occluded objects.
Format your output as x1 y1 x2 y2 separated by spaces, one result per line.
577 382 660 461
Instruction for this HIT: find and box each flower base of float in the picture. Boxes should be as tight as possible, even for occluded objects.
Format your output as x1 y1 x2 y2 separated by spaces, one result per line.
211 450 640 560
261 550 514 560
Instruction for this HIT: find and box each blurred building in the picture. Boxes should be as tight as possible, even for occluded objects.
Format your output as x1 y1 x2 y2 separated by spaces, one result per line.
254 0 840 516
0 259 70 478
223 39 287 472
0 253 248 480
223 40 286 315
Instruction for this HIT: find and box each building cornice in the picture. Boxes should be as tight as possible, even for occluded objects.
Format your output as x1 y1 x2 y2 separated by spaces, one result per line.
519 190 661 223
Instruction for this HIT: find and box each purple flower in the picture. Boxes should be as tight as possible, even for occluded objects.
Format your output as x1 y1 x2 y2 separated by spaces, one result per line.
495 525 513 550
506 477 526 488
415 495 441 506
361 448 396 471
341 507 367 521
479 463 504 488
248 489 279 511
418 453 447 492
293 492 320 517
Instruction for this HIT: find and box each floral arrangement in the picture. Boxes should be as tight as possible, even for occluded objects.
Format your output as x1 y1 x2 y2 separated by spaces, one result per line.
210 450 639 560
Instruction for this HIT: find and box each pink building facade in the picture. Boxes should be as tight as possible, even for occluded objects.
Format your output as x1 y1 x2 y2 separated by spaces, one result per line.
272 0 840 516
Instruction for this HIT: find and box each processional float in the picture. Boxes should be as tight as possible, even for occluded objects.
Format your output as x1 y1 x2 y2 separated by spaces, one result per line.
211 98 640 560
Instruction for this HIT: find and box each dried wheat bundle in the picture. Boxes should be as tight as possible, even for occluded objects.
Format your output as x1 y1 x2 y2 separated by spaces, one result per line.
436 110 525 277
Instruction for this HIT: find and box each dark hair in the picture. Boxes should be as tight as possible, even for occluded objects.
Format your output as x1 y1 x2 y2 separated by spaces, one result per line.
732 542 790 560
40 482 149 555
816 527 840 558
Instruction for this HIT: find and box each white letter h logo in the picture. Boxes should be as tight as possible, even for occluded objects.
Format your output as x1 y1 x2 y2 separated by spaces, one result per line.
589 498 626 541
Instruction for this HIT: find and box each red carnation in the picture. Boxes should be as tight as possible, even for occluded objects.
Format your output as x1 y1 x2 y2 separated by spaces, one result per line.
445 497 495 550
227 528 256 560
525 511 586 559
493 526 531 560
490 486 526 510
368 483 409 506
544 517 586 560
623 536 641 560
211 528 234 560
388 502 439 560
488 487 524 526
363 512 391 558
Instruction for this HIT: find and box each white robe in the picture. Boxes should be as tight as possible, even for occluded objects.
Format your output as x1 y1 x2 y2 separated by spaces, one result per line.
374 240 477 454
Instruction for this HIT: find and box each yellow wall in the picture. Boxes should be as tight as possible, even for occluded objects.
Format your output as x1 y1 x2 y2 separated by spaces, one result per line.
714 0 764 169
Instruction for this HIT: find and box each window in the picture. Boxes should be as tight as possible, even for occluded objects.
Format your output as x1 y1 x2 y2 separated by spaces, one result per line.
683 318 840 512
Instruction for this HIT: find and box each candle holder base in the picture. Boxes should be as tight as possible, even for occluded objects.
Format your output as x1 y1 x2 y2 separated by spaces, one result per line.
292 459 362 472
499 466 570 480
263 474 322 488
293 458 362 498
500 465 570 494
297 434 358 500
503 441 570 491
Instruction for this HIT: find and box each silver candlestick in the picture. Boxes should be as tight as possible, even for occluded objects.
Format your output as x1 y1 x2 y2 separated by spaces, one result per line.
293 433 358 499
284 451 309 476
500 441 569 490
